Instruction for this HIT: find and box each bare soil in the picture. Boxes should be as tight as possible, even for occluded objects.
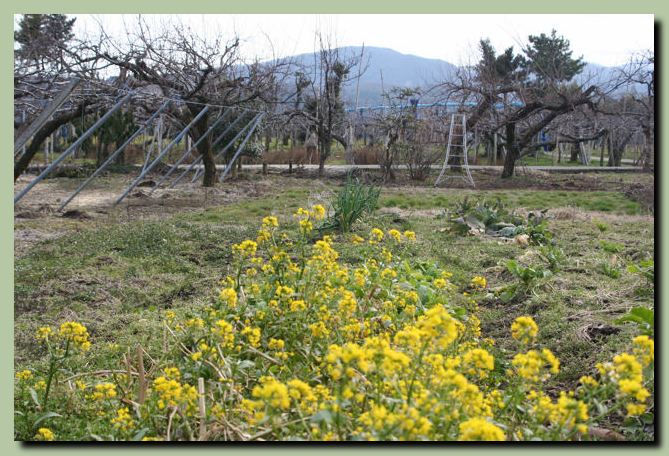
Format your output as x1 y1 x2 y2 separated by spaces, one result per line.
14 167 654 256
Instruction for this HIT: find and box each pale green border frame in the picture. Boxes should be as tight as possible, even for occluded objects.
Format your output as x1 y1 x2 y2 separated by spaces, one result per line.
2 0 665 454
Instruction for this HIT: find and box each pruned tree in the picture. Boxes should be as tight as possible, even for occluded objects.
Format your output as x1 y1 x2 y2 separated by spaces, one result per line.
86 17 286 186
614 51 654 170
436 30 600 179
294 34 363 176
13 14 123 181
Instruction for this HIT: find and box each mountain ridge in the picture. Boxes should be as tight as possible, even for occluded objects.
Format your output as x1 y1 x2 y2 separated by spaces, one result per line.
276 46 640 106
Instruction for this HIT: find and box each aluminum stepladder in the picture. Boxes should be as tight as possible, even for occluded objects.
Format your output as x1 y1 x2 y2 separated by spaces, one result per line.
435 113 475 187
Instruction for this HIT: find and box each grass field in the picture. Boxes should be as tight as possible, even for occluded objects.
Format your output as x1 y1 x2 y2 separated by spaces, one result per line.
14 173 654 440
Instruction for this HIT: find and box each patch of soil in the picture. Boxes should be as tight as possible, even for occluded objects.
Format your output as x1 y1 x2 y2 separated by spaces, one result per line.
61 209 91 220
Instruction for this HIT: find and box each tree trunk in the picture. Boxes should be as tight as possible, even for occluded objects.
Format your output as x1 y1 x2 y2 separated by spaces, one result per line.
96 138 104 167
501 122 517 178
201 141 217 186
642 126 653 171
186 109 217 187
14 109 86 181
569 143 579 162
318 130 330 177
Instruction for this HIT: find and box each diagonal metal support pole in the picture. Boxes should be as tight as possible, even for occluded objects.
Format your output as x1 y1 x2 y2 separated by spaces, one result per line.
14 78 81 156
57 99 172 212
219 113 265 182
114 105 210 206
149 108 231 194
14 91 133 205
168 111 251 188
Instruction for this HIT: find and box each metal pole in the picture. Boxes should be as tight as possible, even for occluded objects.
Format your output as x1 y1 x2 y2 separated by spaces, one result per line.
188 112 255 183
57 100 172 211
168 111 251 188
14 91 133 205
114 105 210 206
219 113 265 182
149 109 230 194
14 78 81 155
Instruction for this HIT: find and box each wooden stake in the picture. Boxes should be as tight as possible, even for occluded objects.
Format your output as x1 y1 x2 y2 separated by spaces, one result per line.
198 377 206 440
137 345 146 404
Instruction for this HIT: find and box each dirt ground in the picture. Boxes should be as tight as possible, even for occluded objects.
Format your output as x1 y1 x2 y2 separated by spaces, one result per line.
13 167 654 257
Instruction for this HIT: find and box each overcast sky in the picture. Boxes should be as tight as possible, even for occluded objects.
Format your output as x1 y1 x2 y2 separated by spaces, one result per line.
38 14 655 67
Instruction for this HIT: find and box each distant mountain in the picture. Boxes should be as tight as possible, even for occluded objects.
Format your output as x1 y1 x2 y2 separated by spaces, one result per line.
282 46 457 106
277 46 642 107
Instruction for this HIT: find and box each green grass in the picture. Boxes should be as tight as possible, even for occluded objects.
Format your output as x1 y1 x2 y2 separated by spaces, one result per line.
14 182 653 415
379 189 645 215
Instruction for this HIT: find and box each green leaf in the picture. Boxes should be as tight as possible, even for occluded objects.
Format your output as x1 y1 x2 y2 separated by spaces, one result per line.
237 360 256 370
33 411 62 427
132 428 150 441
310 410 333 425
28 388 40 407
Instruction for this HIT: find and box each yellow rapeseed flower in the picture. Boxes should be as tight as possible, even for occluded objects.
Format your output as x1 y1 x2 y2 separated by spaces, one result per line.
470 276 487 289
15 370 33 381
219 287 238 308
58 321 91 351
34 427 55 441
632 335 654 367
458 418 505 441
36 326 52 340
511 316 539 345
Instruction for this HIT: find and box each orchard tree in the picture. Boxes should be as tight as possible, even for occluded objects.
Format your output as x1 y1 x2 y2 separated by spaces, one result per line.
13 14 122 181
88 17 285 186
293 34 363 176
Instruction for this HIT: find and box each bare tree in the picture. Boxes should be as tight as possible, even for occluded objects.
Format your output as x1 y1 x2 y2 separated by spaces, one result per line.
615 51 654 170
14 14 123 181
292 34 363 176
434 31 602 178
85 17 285 186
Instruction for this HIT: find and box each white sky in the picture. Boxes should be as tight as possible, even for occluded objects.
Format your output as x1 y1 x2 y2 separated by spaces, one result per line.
25 14 655 67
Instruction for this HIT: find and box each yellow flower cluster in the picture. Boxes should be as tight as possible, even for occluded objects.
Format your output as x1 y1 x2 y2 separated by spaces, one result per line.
470 276 487 289
511 348 560 383
212 319 235 348
632 335 654 367
111 407 135 432
293 205 326 235
15 369 33 381
527 390 589 434
153 376 198 411
458 417 505 441
232 239 258 258
40 321 91 351
219 287 238 308
241 326 262 348
88 382 117 401
34 427 55 441
36 326 52 340
511 316 539 345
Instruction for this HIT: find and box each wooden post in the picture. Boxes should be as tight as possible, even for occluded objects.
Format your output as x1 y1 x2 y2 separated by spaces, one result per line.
198 377 206 440
288 160 293 174
262 162 268 175
137 346 146 404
